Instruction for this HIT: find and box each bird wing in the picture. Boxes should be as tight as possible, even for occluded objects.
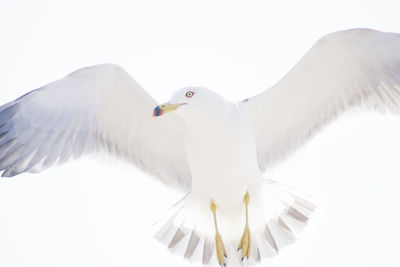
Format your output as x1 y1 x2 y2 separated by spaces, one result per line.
239 29 400 171
0 64 191 191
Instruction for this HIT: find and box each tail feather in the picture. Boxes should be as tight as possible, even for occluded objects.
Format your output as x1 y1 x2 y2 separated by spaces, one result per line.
152 180 316 266
184 230 200 259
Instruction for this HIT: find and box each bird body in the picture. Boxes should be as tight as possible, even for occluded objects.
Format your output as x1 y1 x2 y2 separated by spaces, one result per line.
1 28 400 266
153 87 314 266
178 89 261 209
174 90 267 266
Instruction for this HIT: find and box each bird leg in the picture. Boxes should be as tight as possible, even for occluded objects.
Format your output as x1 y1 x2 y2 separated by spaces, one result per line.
238 191 251 260
210 200 227 266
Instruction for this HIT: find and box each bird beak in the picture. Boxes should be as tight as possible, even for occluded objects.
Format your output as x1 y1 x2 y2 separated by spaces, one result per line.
153 102 184 117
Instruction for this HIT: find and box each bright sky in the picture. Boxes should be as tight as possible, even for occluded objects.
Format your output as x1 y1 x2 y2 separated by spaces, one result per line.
0 1 400 267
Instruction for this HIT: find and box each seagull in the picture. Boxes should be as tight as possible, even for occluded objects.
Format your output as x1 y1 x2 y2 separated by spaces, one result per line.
1 28 400 266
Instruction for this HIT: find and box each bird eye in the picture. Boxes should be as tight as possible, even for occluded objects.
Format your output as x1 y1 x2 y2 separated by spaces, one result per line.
185 91 194 98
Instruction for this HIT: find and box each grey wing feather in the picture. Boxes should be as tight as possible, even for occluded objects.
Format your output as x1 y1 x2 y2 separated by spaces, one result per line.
0 64 191 191
240 29 400 171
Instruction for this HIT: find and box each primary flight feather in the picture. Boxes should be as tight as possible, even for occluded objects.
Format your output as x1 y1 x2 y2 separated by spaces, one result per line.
0 28 399 266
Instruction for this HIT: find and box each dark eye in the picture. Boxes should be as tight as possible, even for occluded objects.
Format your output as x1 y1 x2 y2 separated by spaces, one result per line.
185 91 194 98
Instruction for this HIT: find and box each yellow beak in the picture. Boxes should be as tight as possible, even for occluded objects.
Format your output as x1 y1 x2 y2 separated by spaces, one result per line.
153 102 184 117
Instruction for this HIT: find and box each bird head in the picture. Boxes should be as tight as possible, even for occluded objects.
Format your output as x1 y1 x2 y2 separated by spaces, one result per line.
153 87 222 118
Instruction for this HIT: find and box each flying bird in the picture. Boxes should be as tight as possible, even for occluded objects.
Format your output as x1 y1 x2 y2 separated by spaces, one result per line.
1 28 400 266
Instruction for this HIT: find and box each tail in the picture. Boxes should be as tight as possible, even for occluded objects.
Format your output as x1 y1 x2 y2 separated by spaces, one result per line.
152 179 316 266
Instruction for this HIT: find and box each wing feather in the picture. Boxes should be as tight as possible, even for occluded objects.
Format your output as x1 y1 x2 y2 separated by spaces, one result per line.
239 29 400 171
0 64 191 191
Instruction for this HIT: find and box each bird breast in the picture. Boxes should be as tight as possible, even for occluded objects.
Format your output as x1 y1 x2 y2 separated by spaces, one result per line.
182 104 262 209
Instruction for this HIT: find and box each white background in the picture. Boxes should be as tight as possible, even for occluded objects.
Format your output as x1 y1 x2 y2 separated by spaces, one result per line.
0 0 400 266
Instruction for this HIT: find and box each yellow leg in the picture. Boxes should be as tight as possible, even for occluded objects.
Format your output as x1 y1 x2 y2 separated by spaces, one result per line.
238 191 251 261
210 200 227 266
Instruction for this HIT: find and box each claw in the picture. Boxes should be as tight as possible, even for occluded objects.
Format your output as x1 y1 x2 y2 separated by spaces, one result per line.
215 232 227 266
238 191 251 260
238 224 251 259
211 200 227 266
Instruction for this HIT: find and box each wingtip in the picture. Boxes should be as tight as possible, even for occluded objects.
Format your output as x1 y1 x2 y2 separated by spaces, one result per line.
1 169 15 177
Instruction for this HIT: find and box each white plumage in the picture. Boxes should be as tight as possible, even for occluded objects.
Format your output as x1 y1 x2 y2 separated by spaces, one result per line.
0 65 191 189
240 28 400 170
1 28 400 266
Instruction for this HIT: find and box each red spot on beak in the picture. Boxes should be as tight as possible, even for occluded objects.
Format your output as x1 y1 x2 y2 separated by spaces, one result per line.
153 105 164 117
